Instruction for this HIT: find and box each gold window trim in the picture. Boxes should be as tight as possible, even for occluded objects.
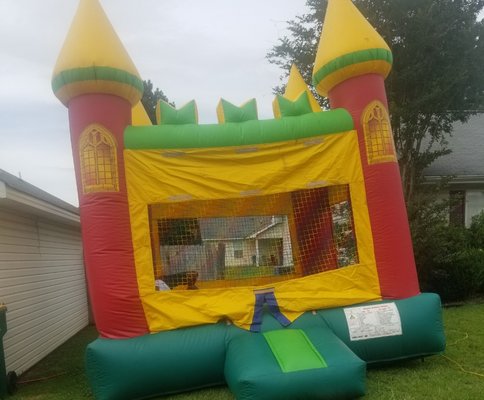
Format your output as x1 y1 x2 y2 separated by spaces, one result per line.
79 124 119 194
362 100 397 165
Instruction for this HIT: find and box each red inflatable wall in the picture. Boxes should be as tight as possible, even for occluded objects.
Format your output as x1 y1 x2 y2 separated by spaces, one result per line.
292 188 338 274
329 74 420 299
68 94 148 338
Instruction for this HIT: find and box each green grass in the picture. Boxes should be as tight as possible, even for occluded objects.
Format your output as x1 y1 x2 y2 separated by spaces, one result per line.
224 265 274 279
7 303 484 400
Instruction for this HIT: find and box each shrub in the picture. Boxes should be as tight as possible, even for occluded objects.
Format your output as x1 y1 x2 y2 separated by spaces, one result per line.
411 201 484 302
427 248 484 302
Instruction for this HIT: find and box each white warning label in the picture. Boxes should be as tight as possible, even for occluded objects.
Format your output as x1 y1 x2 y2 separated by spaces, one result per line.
344 302 402 341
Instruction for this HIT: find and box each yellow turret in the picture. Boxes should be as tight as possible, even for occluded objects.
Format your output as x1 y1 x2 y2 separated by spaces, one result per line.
312 0 392 97
52 0 143 106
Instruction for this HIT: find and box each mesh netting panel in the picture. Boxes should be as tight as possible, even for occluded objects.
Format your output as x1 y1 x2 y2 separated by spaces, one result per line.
149 185 358 290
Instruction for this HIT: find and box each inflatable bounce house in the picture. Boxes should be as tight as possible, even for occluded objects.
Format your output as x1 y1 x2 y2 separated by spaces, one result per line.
52 0 445 399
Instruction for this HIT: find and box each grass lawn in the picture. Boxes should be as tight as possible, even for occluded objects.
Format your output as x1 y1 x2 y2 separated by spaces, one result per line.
7 302 484 400
224 265 274 279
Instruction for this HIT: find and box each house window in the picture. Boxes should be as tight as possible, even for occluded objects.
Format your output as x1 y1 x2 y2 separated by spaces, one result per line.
449 190 465 226
362 101 397 165
79 125 119 194
465 190 484 227
234 250 244 259
233 241 244 259
233 240 244 259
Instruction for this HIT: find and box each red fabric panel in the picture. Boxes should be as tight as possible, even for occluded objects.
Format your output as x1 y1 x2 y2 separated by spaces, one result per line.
329 74 420 298
292 188 338 275
69 94 148 338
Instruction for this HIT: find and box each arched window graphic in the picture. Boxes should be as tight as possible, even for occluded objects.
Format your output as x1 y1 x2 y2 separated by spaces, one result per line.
79 125 119 194
362 101 397 165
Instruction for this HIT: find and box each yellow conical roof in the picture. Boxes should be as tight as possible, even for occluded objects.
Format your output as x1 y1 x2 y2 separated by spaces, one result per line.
52 0 143 106
132 102 152 126
312 0 392 97
284 65 321 111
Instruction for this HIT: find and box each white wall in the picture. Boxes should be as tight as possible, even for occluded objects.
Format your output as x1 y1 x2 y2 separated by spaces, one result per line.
257 218 294 267
224 240 256 267
0 207 88 374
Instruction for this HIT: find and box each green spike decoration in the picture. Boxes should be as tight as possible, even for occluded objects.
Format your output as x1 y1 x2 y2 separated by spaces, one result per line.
156 100 198 125
273 91 313 118
217 98 258 123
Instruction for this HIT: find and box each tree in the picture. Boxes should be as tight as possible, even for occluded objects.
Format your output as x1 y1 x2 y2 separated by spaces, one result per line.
267 0 484 207
267 0 327 106
141 79 174 124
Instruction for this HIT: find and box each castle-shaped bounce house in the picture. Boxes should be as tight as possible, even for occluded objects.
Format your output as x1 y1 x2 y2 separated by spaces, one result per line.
52 0 446 399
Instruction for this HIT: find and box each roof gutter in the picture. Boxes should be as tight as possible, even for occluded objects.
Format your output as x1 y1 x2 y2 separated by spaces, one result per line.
424 175 484 185
0 179 79 225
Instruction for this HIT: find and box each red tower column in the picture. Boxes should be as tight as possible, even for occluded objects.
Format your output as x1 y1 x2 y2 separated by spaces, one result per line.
329 74 420 299
69 94 148 338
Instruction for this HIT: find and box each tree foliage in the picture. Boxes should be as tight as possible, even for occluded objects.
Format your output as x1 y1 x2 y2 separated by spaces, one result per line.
141 80 173 124
267 0 327 106
267 0 484 207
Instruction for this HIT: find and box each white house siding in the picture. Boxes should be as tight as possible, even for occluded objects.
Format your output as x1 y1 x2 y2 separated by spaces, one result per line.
225 240 256 267
424 113 484 226
257 219 294 267
0 207 88 374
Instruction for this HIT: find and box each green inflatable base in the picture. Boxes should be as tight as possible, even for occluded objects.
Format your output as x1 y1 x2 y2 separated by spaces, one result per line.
86 293 446 400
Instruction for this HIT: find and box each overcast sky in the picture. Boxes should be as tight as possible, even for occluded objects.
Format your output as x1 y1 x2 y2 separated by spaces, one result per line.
0 0 308 206
1 2 482 207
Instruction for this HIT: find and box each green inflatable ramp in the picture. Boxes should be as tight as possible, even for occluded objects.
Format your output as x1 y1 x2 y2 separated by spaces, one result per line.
224 326 366 400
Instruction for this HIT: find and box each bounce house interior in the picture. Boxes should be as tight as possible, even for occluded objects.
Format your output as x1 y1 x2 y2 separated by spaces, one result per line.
51 0 446 399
